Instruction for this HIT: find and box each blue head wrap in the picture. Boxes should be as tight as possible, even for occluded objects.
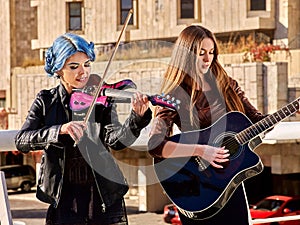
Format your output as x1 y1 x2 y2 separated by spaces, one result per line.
44 33 95 77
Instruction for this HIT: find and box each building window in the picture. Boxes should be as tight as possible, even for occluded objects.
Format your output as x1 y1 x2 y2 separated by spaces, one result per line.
67 2 83 31
0 90 5 108
247 0 270 18
177 0 200 24
117 0 138 30
180 0 194 18
120 0 133 25
0 98 5 108
250 0 266 10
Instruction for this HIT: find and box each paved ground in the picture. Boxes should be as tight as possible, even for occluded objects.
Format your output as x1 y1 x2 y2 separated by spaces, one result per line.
7 190 168 225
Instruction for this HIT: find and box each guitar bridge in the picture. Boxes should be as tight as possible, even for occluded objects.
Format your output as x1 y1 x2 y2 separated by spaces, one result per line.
195 156 209 171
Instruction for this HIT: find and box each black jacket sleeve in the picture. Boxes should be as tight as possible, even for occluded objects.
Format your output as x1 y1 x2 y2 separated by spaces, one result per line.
14 90 61 153
103 105 152 150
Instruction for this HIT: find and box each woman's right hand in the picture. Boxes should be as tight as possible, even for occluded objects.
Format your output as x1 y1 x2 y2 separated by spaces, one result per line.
200 145 230 168
162 142 230 169
59 121 87 143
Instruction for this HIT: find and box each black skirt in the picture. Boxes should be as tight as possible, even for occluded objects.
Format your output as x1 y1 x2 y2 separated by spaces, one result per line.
45 151 128 225
45 182 128 225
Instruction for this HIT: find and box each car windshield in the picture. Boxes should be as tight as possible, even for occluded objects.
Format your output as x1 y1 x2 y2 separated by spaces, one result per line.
255 199 284 211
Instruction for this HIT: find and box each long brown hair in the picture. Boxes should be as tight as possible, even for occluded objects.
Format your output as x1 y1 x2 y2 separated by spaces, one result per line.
160 25 245 124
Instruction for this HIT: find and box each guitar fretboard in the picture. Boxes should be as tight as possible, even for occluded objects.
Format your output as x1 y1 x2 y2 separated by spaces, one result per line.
235 98 300 145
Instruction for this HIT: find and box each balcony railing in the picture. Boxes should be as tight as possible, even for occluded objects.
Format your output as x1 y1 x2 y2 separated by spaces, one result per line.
1 129 300 224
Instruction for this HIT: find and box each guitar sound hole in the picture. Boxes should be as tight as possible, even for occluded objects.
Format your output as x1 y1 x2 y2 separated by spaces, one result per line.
214 133 242 161
221 136 241 160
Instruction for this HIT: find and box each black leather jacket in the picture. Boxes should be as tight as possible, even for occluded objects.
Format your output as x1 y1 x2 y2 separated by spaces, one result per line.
15 83 152 210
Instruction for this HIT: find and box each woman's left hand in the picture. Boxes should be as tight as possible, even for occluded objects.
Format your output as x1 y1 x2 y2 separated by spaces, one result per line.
131 91 149 117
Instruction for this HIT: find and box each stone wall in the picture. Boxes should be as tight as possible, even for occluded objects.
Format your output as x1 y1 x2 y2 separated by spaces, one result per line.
9 60 293 129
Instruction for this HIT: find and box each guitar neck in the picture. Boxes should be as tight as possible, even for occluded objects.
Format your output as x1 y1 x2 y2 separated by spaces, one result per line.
236 97 300 144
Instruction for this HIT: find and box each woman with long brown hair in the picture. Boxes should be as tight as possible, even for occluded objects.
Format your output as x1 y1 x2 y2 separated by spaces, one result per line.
148 25 266 225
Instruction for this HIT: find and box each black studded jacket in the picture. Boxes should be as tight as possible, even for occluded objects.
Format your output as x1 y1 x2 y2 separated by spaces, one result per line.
15 82 152 210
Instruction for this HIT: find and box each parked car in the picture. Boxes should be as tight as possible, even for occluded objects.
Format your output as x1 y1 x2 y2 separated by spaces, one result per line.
163 203 181 225
250 195 300 225
0 164 36 192
164 195 300 225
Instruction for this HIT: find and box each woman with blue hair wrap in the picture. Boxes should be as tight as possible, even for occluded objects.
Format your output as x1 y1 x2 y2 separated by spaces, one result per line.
15 33 152 225
44 33 96 77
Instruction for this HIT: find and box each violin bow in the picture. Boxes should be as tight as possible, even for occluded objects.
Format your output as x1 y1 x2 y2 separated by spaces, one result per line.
84 9 132 122
74 9 133 146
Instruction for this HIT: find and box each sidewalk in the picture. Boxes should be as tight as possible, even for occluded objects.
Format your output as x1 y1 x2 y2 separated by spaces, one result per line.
8 191 167 225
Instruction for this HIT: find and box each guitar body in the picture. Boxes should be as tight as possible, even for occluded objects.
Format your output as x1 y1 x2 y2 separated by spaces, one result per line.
154 111 264 220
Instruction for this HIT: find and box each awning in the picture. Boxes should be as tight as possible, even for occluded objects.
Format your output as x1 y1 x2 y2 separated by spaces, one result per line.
132 122 300 146
1 122 300 152
263 122 300 143
0 130 18 152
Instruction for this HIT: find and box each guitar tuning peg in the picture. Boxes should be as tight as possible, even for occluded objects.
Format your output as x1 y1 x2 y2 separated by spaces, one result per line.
171 97 175 102
166 94 171 99
176 99 181 104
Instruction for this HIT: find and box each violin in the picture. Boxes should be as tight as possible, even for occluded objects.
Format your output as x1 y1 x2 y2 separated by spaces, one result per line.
70 74 180 111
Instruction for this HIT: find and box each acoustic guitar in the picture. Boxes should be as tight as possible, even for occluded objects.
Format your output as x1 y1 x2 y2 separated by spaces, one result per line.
154 98 299 220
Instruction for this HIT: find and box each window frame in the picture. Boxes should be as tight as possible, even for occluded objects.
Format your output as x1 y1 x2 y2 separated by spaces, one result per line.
0 90 5 108
117 0 138 30
66 1 84 34
177 0 201 25
247 0 271 18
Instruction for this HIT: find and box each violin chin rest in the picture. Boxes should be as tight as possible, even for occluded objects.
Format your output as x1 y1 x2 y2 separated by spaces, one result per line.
87 74 102 86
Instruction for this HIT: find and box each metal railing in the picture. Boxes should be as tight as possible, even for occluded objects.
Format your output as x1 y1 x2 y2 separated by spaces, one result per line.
1 130 300 225
252 215 300 224
0 171 13 225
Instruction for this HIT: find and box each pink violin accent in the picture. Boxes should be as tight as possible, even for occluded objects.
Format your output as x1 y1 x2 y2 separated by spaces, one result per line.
70 78 136 111
70 78 180 111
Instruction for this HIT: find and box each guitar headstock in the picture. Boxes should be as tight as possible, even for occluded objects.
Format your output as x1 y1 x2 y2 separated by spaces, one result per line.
149 93 181 111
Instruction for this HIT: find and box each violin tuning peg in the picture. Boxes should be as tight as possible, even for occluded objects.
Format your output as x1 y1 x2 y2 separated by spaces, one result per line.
172 103 180 110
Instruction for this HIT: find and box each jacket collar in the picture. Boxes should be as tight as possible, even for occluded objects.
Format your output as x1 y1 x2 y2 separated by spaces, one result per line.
58 83 70 104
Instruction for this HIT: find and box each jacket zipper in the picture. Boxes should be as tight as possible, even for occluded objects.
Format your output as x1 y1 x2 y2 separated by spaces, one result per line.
85 148 106 212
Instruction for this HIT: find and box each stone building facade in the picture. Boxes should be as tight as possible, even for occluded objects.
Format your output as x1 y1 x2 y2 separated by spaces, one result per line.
0 0 300 211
